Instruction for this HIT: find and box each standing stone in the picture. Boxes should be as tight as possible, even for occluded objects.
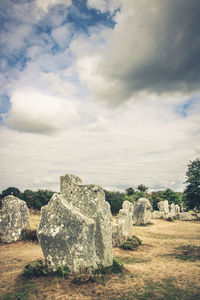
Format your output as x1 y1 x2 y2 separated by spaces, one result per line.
170 203 175 215
38 174 113 273
157 200 169 215
179 212 195 221
133 198 152 225
152 210 165 219
112 201 134 247
0 195 30 243
175 205 180 214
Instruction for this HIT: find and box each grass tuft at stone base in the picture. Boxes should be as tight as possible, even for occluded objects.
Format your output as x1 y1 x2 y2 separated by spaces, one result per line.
23 258 124 284
120 236 142 250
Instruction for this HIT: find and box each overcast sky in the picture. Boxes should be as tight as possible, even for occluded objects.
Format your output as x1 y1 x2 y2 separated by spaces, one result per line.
0 0 200 192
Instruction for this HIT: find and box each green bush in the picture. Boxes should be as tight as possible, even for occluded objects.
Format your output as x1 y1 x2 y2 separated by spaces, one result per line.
120 236 142 251
23 260 48 278
94 259 124 275
23 260 69 279
104 190 125 214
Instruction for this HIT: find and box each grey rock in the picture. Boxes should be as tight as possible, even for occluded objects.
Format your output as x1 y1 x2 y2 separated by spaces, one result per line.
165 213 174 221
38 174 113 273
133 198 152 225
179 212 195 221
170 203 175 215
0 195 30 243
175 205 180 214
152 210 165 219
157 200 169 215
112 201 134 247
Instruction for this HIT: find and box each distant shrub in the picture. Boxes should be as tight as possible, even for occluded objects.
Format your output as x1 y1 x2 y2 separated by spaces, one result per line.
120 236 142 251
21 229 38 242
104 190 125 214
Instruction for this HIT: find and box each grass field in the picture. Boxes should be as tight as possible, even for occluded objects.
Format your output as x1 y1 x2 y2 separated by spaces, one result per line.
0 213 200 299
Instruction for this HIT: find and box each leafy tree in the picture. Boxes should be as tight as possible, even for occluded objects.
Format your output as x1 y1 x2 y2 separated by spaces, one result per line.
161 188 182 205
184 157 200 209
22 189 54 210
2 187 21 198
149 189 183 209
104 190 125 215
137 184 148 193
149 191 163 210
125 187 135 196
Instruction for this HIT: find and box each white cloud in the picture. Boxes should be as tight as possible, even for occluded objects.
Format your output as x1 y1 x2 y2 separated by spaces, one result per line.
35 0 72 13
0 0 200 194
1 94 199 192
87 0 122 13
4 91 78 134
51 24 72 48
79 0 200 104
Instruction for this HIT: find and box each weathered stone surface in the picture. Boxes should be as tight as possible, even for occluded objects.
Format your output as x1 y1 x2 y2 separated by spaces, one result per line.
179 212 195 221
0 195 30 243
157 200 169 215
38 174 113 272
175 205 180 214
170 203 175 215
112 200 134 247
133 198 152 225
165 213 174 221
152 210 165 219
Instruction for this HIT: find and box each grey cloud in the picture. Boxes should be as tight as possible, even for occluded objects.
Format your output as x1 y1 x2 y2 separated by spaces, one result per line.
96 0 200 103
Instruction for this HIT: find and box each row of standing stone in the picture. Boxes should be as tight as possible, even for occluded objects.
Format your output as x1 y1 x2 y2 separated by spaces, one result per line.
0 174 196 273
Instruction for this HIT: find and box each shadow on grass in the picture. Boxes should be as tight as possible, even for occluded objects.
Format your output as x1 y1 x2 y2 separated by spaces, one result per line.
108 278 200 300
1 282 37 300
164 245 200 262
115 256 151 264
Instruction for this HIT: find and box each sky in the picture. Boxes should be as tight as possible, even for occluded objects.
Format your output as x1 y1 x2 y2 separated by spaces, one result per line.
0 0 200 193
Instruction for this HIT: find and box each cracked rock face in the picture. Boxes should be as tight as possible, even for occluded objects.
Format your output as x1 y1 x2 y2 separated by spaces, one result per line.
38 174 113 273
0 195 30 243
133 198 152 225
112 200 134 247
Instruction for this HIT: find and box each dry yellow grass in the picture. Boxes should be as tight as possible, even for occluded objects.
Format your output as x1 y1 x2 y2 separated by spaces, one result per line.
0 215 200 299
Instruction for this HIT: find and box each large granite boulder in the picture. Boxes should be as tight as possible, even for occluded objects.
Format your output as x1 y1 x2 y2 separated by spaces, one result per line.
133 198 152 225
112 200 134 247
38 174 113 273
0 195 30 243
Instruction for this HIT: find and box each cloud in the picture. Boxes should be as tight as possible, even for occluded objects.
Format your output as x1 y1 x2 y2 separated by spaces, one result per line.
51 24 72 48
35 0 72 13
4 91 78 134
1 95 199 192
87 0 122 13
0 0 200 193
80 0 200 104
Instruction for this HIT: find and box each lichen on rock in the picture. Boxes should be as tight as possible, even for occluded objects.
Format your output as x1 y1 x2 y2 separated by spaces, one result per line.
38 174 113 273
133 198 152 225
0 195 30 243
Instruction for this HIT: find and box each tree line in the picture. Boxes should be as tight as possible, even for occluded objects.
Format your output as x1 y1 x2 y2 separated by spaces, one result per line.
0 157 199 213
